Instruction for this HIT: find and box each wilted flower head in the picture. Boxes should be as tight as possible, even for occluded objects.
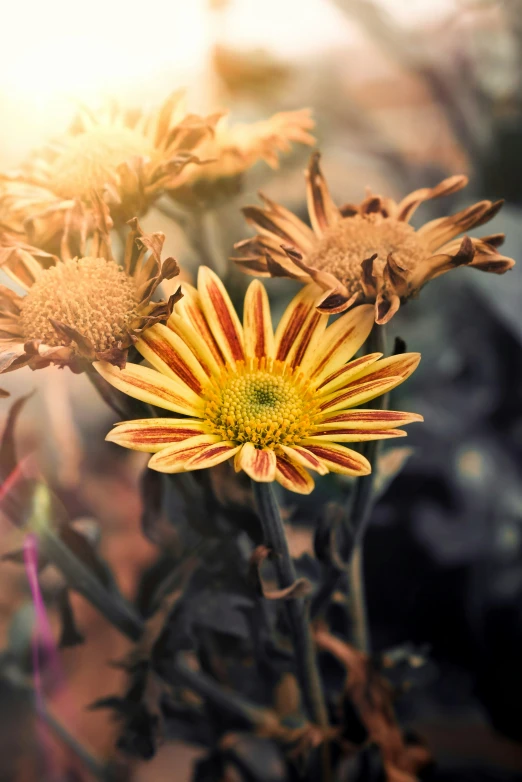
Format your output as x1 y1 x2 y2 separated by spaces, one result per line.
234 153 515 324
0 197 181 373
0 92 220 249
169 109 315 207
95 267 421 494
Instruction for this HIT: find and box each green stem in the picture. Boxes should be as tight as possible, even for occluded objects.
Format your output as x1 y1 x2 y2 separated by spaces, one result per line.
348 324 387 653
39 528 143 642
252 482 329 732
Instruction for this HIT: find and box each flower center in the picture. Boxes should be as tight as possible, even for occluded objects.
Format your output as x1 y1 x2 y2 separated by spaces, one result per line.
203 360 317 448
20 256 139 352
308 214 429 296
50 126 155 199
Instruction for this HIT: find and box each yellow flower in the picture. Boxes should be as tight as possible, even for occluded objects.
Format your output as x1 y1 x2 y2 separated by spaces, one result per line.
0 92 219 249
95 267 421 494
169 109 315 207
0 198 180 373
234 153 515 324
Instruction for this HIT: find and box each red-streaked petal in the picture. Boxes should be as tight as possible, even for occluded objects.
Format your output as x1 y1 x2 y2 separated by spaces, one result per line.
309 305 375 384
275 454 315 494
137 324 208 394
317 409 424 430
318 376 402 413
174 283 225 368
280 445 328 475
106 418 210 452
94 361 204 416
184 441 240 471
305 153 341 236
243 280 274 360
287 305 328 372
316 353 382 396
148 434 221 473
167 311 222 378
235 443 277 482
307 428 407 442
274 285 325 364
301 441 371 476
198 266 245 364
354 353 421 385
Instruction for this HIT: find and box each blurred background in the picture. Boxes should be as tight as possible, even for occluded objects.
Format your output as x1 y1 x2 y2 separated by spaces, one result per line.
1 0 522 779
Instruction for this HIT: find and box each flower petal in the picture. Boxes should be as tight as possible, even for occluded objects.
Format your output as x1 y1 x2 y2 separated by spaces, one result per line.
280 445 328 475
198 266 245 364
308 428 407 442
148 434 221 473
167 311 222 378
317 409 424 430
106 418 210 452
242 197 316 253
259 193 317 250
243 280 274 360
137 324 209 394
317 354 420 414
232 235 312 280
174 283 225 368
318 376 402 413
316 353 382 396
375 291 401 325
305 153 341 235
301 441 371 476
396 174 468 223
309 305 375 384
274 285 326 365
354 353 421 386
184 441 240 471
315 288 358 315
94 361 204 416
418 200 504 251
275 453 315 494
235 442 277 482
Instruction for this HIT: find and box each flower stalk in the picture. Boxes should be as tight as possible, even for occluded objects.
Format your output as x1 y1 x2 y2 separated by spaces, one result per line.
252 481 329 733
348 324 387 653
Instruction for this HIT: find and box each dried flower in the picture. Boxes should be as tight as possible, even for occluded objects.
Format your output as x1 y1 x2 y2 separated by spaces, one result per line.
234 153 515 324
0 92 220 248
95 268 421 494
0 198 181 373
169 109 315 207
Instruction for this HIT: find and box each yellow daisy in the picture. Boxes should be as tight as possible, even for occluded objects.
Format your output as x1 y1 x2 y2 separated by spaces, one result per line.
0 92 219 249
233 153 515 324
169 109 315 207
0 198 180 373
95 267 422 494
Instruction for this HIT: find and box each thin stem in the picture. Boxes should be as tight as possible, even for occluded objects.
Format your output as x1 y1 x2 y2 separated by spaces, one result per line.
39 705 115 780
252 482 330 736
188 209 225 275
347 324 387 653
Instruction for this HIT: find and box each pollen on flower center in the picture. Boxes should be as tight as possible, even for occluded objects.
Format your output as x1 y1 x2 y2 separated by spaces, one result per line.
19 257 139 353
308 214 429 296
204 360 317 448
50 126 155 199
